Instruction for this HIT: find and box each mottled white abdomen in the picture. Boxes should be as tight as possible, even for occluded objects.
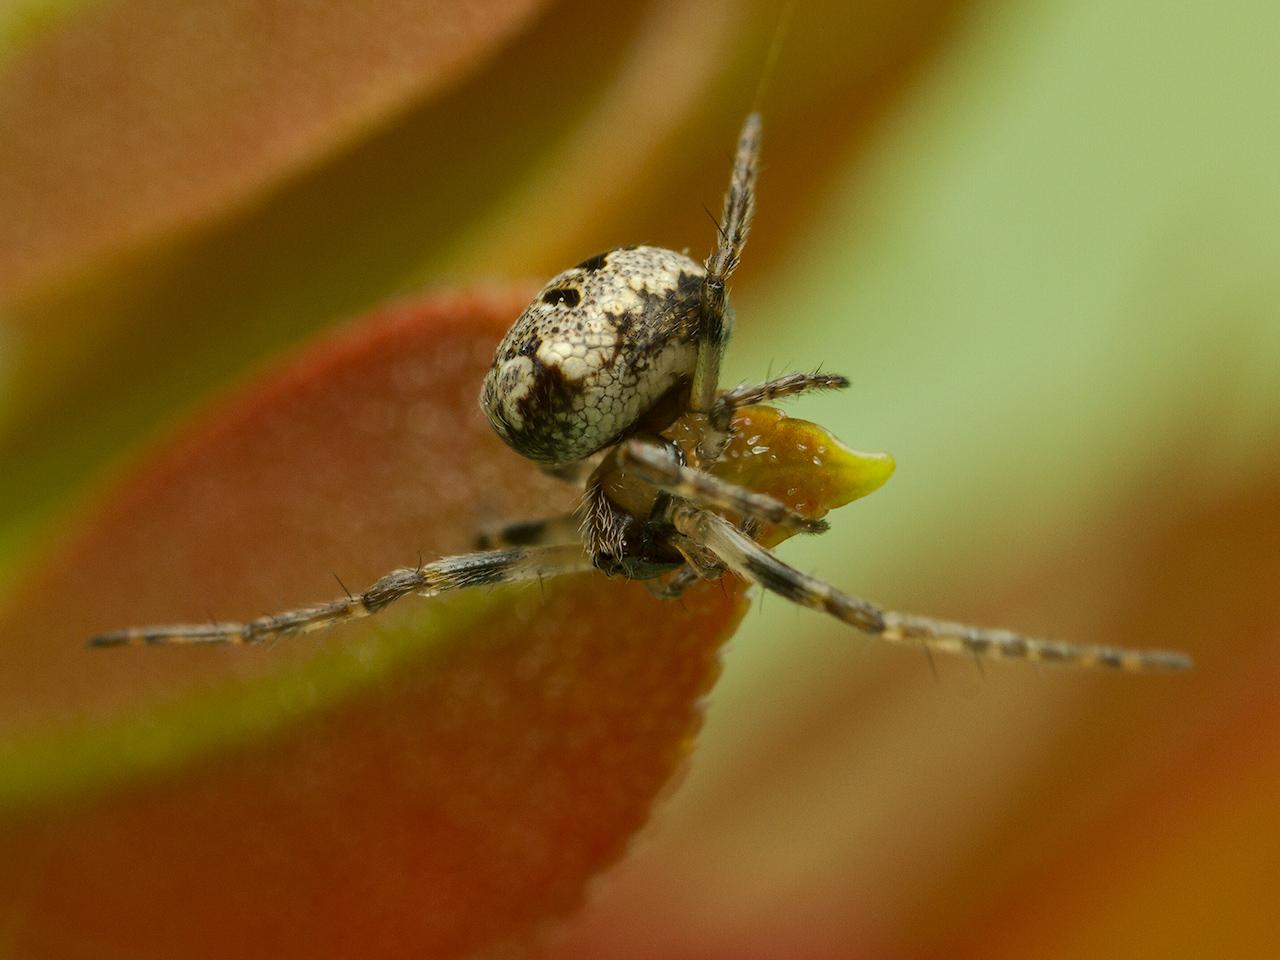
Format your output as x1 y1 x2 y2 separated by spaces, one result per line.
482 245 706 465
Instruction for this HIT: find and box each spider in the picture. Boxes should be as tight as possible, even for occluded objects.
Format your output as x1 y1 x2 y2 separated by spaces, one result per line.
90 114 1191 673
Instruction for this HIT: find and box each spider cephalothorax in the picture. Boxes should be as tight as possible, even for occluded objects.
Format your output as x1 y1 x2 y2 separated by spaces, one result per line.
90 115 1191 673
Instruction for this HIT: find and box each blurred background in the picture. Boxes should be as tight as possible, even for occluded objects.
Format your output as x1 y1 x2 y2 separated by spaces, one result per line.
1 0 1278 956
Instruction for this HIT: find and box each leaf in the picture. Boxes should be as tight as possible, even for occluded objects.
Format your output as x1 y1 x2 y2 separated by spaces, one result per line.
0 290 755 958
0 0 548 300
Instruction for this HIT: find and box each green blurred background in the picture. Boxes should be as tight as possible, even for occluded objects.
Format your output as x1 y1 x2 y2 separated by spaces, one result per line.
1 0 1277 956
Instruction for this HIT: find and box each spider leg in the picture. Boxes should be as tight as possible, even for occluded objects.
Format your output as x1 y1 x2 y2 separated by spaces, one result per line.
672 505 1193 672
646 565 707 600
621 438 828 534
475 513 582 550
647 515 767 601
88 544 594 648
579 481 630 562
711 371 850 432
669 529 724 580
691 112 761 419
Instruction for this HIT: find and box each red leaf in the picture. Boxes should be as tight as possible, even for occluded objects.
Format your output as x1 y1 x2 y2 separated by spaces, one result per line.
0 290 746 958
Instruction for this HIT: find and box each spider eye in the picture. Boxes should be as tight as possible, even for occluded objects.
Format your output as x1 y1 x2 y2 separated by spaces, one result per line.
541 287 581 308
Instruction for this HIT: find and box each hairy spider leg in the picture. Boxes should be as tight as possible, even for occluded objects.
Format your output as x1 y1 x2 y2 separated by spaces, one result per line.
575 370 849 564
645 564 706 600
620 438 828 534
633 370 851 593
710 371 850 432
88 544 594 648
691 112 761 422
645 514 765 601
579 481 629 563
672 505 1193 672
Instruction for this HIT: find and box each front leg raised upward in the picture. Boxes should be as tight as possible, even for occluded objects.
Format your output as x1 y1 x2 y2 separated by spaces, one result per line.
690 112 762 419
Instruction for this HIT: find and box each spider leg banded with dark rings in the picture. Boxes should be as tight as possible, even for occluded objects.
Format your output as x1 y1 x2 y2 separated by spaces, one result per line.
670 504 1193 672
620 439 827 534
691 112 761 420
710 371 850 432
88 545 594 648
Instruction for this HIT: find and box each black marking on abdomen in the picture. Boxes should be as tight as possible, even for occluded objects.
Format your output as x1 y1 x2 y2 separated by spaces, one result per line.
575 251 609 272
542 287 581 308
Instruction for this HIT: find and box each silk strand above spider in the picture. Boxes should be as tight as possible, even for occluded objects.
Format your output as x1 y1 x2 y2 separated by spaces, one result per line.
90 114 1191 673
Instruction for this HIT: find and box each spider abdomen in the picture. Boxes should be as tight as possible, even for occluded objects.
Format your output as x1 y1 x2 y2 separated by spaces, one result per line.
481 245 707 465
